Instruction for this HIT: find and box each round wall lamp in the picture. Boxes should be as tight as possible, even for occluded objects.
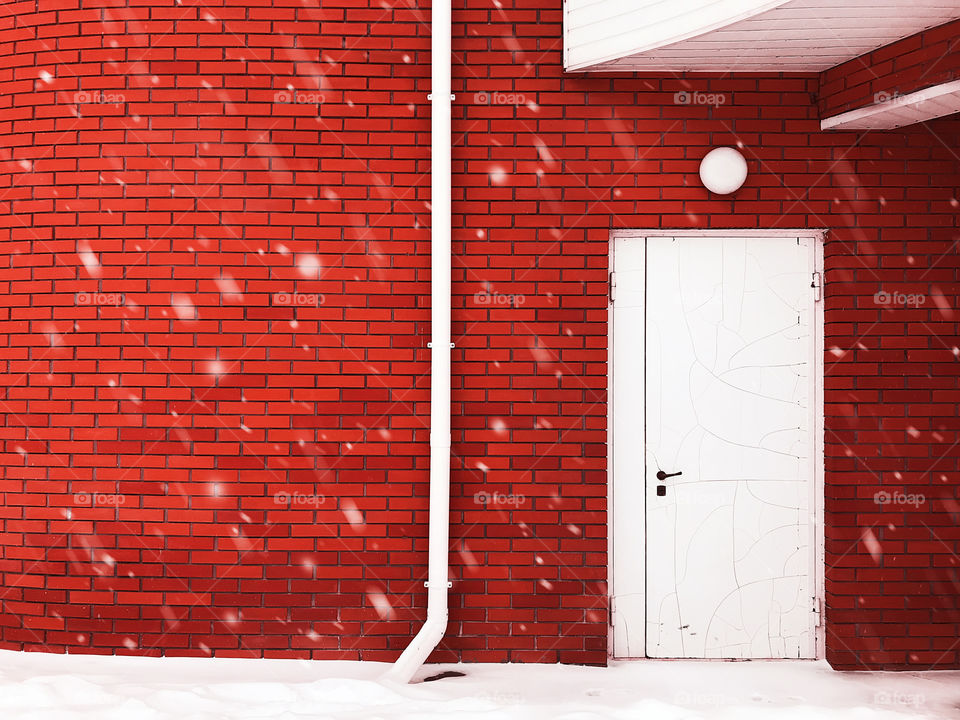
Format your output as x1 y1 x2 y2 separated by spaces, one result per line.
699 147 748 195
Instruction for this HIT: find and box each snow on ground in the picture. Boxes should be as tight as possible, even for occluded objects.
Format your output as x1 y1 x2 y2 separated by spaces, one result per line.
0 649 958 720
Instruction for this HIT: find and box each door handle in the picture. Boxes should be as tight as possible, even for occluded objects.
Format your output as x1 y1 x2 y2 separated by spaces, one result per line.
656 470 682 481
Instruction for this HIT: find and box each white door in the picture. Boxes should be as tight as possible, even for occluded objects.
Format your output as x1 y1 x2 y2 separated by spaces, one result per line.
611 234 821 660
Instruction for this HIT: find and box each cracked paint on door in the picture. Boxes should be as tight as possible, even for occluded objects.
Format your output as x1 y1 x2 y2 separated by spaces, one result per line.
643 236 816 659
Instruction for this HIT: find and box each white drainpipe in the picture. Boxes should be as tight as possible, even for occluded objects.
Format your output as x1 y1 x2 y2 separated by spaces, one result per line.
383 0 452 685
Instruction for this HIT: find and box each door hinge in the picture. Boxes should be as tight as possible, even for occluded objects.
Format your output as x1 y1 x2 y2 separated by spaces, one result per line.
812 596 823 626
811 271 822 302
609 271 616 304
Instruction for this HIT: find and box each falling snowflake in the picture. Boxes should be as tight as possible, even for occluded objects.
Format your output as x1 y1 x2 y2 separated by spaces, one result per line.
930 286 954 320
862 528 882 564
171 294 196 321
342 499 365 529
458 543 478 567
77 243 101 277
216 274 243 301
297 254 321 277
366 588 395 620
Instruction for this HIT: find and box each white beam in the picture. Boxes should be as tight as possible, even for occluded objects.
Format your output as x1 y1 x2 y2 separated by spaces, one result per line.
820 79 960 131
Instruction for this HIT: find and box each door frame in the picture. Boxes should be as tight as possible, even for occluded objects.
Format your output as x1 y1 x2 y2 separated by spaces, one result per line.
607 228 827 660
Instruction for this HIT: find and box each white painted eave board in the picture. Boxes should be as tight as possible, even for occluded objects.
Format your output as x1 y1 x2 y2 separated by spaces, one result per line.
565 0 960 73
820 80 960 131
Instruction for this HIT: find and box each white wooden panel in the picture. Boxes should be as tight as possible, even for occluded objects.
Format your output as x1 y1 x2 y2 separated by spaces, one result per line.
566 0 960 72
565 0 788 71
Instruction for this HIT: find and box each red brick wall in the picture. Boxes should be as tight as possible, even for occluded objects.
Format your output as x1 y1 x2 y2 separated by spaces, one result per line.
1 0 958 670
819 19 960 118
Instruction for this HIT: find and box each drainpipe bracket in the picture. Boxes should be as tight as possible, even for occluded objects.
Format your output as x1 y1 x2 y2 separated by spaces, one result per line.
424 581 453 588
425 342 455 348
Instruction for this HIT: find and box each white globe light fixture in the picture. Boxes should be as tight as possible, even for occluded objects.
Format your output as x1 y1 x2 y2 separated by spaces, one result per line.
699 147 748 195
